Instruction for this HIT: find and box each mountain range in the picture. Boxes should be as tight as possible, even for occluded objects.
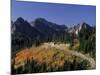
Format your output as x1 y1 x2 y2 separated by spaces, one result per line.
11 17 96 57
12 17 94 39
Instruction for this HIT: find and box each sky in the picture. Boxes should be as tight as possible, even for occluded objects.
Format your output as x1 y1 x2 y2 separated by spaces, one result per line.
11 0 96 27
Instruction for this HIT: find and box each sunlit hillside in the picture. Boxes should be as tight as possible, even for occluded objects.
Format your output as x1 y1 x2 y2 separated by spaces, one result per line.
11 43 95 74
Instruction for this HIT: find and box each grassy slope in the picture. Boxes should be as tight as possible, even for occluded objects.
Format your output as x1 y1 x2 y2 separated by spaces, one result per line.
12 43 95 74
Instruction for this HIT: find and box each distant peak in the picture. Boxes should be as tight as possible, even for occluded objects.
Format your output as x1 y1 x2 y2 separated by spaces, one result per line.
80 22 89 26
35 18 47 22
16 17 25 22
81 22 87 24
